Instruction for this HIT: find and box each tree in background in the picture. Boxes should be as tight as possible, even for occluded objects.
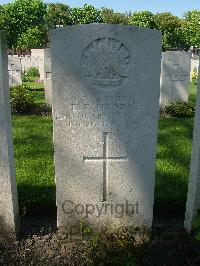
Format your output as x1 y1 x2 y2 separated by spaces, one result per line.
2 0 46 49
101 8 130 25
0 5 5 29
182 10 200 48
130 11 156 28
45 3 73 29
16 26 47 50
71 4 103 24
154 12 189 50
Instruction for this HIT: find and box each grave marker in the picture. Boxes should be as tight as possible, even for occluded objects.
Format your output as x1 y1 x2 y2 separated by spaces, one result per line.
0 31 19 235
185 65 200 231
44 48 52 105
31 49 45 80
52 24 162 230
160 51 191 107
8 56 22 86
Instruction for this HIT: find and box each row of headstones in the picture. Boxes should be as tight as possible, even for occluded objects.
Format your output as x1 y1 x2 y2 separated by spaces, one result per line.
0 24 199 237
8 49 46 87
8 49 198 108
44 50 196 107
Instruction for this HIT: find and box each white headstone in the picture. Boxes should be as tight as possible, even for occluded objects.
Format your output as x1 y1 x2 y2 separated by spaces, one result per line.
20 55 31 73
44 48 52 105
0 31 19 235
8 56 21 72
52 24 161 231
31 49 45 80
160 51 191 107
8 56 22 87
185 65 200 231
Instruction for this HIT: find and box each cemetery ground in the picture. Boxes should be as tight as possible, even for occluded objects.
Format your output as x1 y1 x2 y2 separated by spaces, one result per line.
1 78 200 264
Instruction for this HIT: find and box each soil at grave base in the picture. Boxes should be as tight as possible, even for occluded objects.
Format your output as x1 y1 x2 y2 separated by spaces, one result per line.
0 235 87 265
0 219 200 265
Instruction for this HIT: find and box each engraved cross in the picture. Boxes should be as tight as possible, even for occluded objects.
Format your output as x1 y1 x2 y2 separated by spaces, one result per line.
172 64 185 81
83 132 128 202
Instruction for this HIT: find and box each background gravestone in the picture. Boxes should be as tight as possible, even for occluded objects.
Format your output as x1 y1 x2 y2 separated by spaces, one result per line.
8 55 22 86
44 48 52 105
52 24 161 230
31 49 45 80
0 31 19 235
160 51 191 107
185 65 200 232
20 55 31 73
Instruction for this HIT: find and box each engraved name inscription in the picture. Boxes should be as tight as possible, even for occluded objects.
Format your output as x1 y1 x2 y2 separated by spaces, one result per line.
55 95 142 128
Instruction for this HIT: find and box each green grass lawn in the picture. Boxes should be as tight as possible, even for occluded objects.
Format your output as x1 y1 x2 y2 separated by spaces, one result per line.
34 91 45 104
189 79 198 106
13 115 55 204
12 80 198 209
155 117 193 207
155 80 197 208
22 75 45 105
24 81 44 91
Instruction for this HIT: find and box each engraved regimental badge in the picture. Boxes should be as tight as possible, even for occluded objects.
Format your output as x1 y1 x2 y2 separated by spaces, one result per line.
81 38 131 88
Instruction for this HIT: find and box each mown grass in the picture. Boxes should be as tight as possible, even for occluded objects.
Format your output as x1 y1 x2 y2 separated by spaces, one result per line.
23 75 45 104
34 91 45 104
155 117 193 207
12 80 198 208
12 115 55 204
155 80 197 208
189 79 198 106
24 81 44 90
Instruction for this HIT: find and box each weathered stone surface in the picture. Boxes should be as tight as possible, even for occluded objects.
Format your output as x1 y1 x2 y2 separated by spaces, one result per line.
31 49 45 80
52 24 161 230
160 51 191 107
185 65 200 232
44 48 52 105
8 56 22 86
8 56 21 72
0 31 19 235
20 55 31 73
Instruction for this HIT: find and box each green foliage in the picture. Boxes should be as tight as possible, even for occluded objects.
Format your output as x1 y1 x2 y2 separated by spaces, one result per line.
0 5 5 29
80 220 93 235
182 10 200 48
154 12 189 50
86 227 149 265
192 213 200 241
164 101 195 118
2 0 47 49
26 67 40 78
71 4 103 24
101 8 130 25
10 85 35 114
45 3 72 28
16 26 47 50
154 12 182 32
130 11 155 28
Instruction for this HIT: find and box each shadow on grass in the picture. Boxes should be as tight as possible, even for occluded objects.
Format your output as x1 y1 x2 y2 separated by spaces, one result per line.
17 185 56 212
155 117 194 216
